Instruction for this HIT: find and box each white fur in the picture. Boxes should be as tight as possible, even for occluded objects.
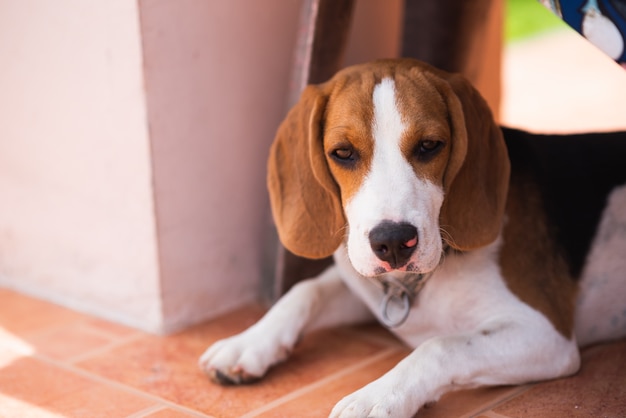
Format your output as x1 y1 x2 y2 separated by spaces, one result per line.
199 79 604 417
345 78 444 277
575 184 626 346
331 240 579 416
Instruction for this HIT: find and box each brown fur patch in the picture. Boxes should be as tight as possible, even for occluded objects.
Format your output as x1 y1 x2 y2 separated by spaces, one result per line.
395 72 452 186
499 171 577 338
267 85 346 259
431 71 510 252
323 77 376 206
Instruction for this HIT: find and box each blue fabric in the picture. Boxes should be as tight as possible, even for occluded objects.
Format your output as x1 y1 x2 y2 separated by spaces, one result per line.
541 0 626 66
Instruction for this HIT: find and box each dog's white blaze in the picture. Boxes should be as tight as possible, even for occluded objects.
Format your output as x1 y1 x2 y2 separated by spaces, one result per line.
344 78 444 276
372 78 406 151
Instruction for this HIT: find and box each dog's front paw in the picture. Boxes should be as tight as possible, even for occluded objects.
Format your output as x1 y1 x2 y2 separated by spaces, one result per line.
198 328 291 385
330 382 417 418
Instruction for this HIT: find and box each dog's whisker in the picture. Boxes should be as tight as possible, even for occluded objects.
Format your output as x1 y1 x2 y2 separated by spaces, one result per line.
438 225 457 249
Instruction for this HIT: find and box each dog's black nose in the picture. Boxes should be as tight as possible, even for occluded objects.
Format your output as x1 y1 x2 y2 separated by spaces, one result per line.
369 221 418 269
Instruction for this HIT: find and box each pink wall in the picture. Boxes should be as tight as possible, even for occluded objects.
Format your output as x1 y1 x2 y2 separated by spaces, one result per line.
0 1 162 329
0 0 402 333
138 0 304 331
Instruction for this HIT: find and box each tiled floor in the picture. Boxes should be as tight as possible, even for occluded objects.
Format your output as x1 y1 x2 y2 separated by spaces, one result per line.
1 287 625 418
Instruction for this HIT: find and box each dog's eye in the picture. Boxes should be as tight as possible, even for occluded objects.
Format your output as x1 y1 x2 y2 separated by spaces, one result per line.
330 147 357 166
333 148 353 159
415 139 444 161
420 140 439 151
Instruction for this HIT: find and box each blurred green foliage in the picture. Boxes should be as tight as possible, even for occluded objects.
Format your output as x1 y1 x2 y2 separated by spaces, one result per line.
506 0 567 42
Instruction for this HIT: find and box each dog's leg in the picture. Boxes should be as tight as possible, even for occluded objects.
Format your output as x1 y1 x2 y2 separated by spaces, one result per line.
198 264 373 384
330 320 580 418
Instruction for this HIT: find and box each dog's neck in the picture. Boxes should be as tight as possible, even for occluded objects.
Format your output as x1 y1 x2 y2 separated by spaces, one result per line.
379 272 433 328
377 243 455 328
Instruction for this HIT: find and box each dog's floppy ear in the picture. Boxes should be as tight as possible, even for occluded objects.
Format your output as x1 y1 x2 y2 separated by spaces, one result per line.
431 72 510 251
267 85 345 259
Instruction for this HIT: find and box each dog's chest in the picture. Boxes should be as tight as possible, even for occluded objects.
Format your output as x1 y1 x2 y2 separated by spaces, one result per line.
334 242 547 347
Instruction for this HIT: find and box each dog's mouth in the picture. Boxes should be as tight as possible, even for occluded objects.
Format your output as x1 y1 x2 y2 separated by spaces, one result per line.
372 261 420 276
369 243 449 286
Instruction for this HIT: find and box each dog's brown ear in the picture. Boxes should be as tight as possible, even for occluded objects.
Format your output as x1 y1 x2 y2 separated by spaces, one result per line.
433 72 510 251
267 85 345 259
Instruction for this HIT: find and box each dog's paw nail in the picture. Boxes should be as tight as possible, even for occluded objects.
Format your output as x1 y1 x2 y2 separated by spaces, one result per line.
211 369 240 385
204 365 260 386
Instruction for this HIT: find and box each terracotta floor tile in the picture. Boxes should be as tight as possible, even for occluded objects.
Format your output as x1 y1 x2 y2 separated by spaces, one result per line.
25 326 114 362
0 394 64 418
174 304 268 344
77 321 394 418
0 289 144 363
43 384 156 418
0 289 87 337
417 386 528 418
0 356 156 417
2 290 625 418
491 340 626 417
253 349 410 417
83 316 140 339
0 356 94 408
343 322 409 348
143 407 209 417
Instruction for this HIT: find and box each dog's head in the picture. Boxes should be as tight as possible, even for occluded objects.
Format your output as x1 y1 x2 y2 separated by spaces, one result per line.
268 59 510 277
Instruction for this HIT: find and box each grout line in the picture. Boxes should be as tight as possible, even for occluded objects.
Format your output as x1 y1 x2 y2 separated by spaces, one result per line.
475 411 515 418
125 404 168 418
64 332 147 365
467 384 533 418
17 321 85 343
240 346 402 418
78 321 145 341
16 315 133 342
31 353 213 418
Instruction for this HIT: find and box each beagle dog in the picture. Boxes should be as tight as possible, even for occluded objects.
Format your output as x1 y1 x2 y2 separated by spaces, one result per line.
199 59 626 417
